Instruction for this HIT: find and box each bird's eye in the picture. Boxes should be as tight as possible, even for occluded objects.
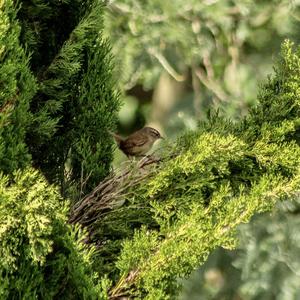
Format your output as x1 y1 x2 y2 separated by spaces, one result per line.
154 131 159 137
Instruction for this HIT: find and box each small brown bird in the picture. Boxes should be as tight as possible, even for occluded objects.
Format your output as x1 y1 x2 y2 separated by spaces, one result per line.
109 127 163 157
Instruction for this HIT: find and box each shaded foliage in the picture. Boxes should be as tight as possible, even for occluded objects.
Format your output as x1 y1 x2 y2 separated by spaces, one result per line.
0 0 37 174
0 1 118 299
18 0 120 193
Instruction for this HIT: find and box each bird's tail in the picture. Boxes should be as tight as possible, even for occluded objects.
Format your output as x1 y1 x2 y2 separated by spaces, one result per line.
108 130 123 146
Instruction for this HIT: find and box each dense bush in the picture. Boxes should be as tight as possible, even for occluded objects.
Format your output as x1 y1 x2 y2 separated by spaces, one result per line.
73 41 300 299
18 0 119 193
0 1 117 298
1 0 300 298
0 0 37 174
0 168 105 299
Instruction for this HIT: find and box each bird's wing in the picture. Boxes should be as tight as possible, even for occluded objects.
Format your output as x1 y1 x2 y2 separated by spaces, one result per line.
124 131 148 148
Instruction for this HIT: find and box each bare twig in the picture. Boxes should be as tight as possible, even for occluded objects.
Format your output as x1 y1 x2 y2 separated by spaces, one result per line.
194 67 229 103
69 155 164 230
191 65 202 119
79 164 92 199
147 48 186 82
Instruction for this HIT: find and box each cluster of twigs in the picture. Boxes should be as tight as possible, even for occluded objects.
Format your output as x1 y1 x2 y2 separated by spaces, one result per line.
68 156 163 298
69 150 174 297
69 155 163 234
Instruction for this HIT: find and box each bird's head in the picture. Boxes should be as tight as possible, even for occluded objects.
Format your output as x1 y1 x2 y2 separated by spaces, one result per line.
143 127 164 141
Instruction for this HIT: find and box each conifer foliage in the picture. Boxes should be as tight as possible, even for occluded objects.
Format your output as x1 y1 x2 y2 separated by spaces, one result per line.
19 0 119 192
0 0 117 298
0 0 37 174
1 0 300 299
0 169 103 299
72 41 300 299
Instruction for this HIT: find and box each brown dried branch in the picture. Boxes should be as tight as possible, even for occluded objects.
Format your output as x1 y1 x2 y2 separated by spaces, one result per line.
147 48 186 82
68 150 174 295
109 269 140 299
0 90 19 114
69 155 164 231
194 67 229 103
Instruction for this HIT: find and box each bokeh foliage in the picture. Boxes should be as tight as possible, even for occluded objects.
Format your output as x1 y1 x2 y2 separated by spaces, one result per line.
105 0 300 128
236 197 300 300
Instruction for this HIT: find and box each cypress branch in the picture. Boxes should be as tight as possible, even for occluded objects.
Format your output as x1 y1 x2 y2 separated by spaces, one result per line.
22 1 120 193
0 0 37 174
70 40 300 299
0 168 104 298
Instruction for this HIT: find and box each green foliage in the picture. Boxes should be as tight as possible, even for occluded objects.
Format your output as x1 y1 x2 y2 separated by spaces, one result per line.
1 0 119 192
245 40 300 143
0 1 119 298
19 0 119 193
180 198 300 300
17 0 84 74
0 168 106 299
234 198 300 300
105 0 300 120
0 0 37 174
70 35 120 192
92 41 300 299
2 0 300 298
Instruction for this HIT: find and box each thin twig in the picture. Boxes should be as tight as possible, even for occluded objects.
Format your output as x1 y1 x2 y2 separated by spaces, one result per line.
147 48 186 82
194 67 229 103
69 154 165 229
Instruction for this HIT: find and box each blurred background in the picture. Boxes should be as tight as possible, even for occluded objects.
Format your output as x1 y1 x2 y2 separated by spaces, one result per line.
105 1 300 299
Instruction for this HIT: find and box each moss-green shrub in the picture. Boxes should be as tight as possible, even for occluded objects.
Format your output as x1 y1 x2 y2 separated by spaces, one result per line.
0 168 106 299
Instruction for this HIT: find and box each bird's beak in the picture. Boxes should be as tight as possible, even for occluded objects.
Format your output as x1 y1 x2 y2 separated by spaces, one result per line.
160 136 165 140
